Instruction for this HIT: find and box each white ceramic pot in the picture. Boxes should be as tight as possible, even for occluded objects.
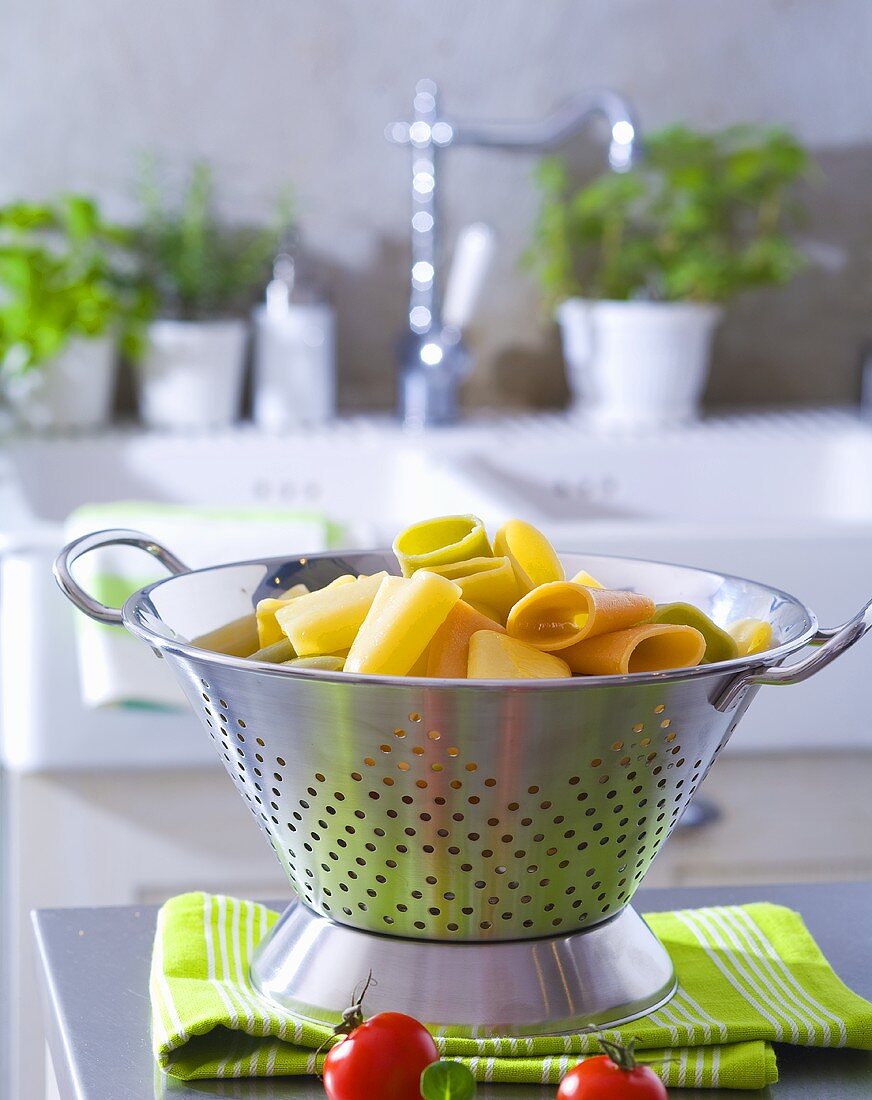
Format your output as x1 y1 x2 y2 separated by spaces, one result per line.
137 319 248 430
557 299 723 429
2 335 117 432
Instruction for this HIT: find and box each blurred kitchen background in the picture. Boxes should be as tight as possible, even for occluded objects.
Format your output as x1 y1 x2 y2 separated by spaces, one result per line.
3 2 872 1097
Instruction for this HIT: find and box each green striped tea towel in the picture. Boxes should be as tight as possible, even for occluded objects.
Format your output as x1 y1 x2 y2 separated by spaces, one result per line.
152 892 872 1090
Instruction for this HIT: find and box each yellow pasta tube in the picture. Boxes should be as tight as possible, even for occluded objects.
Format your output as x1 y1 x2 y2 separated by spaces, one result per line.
427 600 506 679
424 556 520 623
506 582 655 652
468 630 571 680
276 572 388 657
192 614 260 658
393 514 492 577
570 569 604 589
256 583 310 647
727 618 774 657
345 572 462 676
493 520 564 592
562 624 706 676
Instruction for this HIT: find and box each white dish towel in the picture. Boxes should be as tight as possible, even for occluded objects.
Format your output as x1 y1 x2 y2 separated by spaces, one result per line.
64 502 341 708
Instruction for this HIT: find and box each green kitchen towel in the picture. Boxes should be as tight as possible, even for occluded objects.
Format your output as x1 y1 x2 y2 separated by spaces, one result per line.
64 501 345 709
151 892 872 1090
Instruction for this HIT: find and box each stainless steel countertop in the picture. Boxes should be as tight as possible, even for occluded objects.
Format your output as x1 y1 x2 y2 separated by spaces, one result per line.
32 883 872 1099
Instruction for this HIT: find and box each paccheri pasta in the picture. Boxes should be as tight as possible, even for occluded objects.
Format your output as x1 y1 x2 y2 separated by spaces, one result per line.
203 514 776 679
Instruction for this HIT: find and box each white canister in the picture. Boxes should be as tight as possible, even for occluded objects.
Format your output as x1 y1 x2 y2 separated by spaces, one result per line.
2 334 117 432
557 299 722 429
252 303 336 431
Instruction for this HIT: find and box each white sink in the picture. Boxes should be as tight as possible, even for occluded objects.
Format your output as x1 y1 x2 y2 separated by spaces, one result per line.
2 408 871 770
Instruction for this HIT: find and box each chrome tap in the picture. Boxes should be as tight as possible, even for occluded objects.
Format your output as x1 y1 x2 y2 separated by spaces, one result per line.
388 80 640 428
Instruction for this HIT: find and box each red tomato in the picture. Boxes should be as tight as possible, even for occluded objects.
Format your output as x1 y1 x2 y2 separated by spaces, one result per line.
557 1053 668 1100
323 1010 439 1100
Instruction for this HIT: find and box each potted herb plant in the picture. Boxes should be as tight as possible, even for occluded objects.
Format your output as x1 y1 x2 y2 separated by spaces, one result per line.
0 196 146 431
133 162 293 430
528 125 810 427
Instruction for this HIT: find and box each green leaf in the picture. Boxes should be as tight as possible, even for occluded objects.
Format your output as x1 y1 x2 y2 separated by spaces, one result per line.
131 158 293 319
420 1060 476 1100
0 191 153 373
527 122 811 307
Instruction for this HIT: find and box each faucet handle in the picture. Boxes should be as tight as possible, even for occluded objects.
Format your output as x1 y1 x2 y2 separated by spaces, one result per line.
441 224 495 333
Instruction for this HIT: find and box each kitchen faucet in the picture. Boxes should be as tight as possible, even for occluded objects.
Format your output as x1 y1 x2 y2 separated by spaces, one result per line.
387 80 640 428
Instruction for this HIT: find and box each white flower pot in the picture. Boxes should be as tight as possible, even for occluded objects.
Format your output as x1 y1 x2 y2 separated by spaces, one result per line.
2 335 117 431
557 299 723 429
137 319 248 430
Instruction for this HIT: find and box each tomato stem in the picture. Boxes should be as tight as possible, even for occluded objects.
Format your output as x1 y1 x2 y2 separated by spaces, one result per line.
334 970 374 1036
597 1035 638 1070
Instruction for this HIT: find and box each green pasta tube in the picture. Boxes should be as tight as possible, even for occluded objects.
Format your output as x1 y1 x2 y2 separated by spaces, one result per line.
392 514 492 577
248 638 296 664
284 655 346 671
651 602 739 664
424 555 520 623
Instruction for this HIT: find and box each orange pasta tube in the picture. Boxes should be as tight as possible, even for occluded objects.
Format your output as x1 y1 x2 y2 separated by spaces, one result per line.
507 582 655 652
468 631 571 680
424 556 520 623
427 600 506 679
493 520 564 593
393 514 492 577
562 624 706 676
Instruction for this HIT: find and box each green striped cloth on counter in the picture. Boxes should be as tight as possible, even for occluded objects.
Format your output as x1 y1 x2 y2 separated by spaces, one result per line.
151 892 872 1090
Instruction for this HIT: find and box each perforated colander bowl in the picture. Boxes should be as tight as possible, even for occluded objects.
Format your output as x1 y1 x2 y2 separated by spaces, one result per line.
55 530 872 1032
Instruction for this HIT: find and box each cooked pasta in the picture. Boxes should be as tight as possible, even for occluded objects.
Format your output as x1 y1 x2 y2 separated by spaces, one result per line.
468 630 572 680
506 581 654 652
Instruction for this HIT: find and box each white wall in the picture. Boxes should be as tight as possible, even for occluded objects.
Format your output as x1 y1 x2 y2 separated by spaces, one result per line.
3 0 872 411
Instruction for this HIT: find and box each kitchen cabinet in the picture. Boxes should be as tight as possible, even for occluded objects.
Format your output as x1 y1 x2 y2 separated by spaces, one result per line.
645 750 872 887
8 750 872 1100
3 766 288 1100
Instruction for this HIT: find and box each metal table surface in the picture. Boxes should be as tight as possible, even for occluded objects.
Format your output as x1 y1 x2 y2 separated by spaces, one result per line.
32 883 872 1100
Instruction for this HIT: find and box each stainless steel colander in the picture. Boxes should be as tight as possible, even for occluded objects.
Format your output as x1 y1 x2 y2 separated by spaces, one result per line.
55 529 872 1035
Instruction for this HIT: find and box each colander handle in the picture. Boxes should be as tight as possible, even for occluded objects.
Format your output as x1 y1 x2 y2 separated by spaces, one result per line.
53 528 190 626
714 597 872 712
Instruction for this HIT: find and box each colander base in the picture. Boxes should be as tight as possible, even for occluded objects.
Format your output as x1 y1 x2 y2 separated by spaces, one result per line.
250 900 676 1037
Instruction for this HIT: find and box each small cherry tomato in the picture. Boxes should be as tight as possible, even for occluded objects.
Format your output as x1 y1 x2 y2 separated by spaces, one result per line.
323 1010 439 1100
556 1039 668 1100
